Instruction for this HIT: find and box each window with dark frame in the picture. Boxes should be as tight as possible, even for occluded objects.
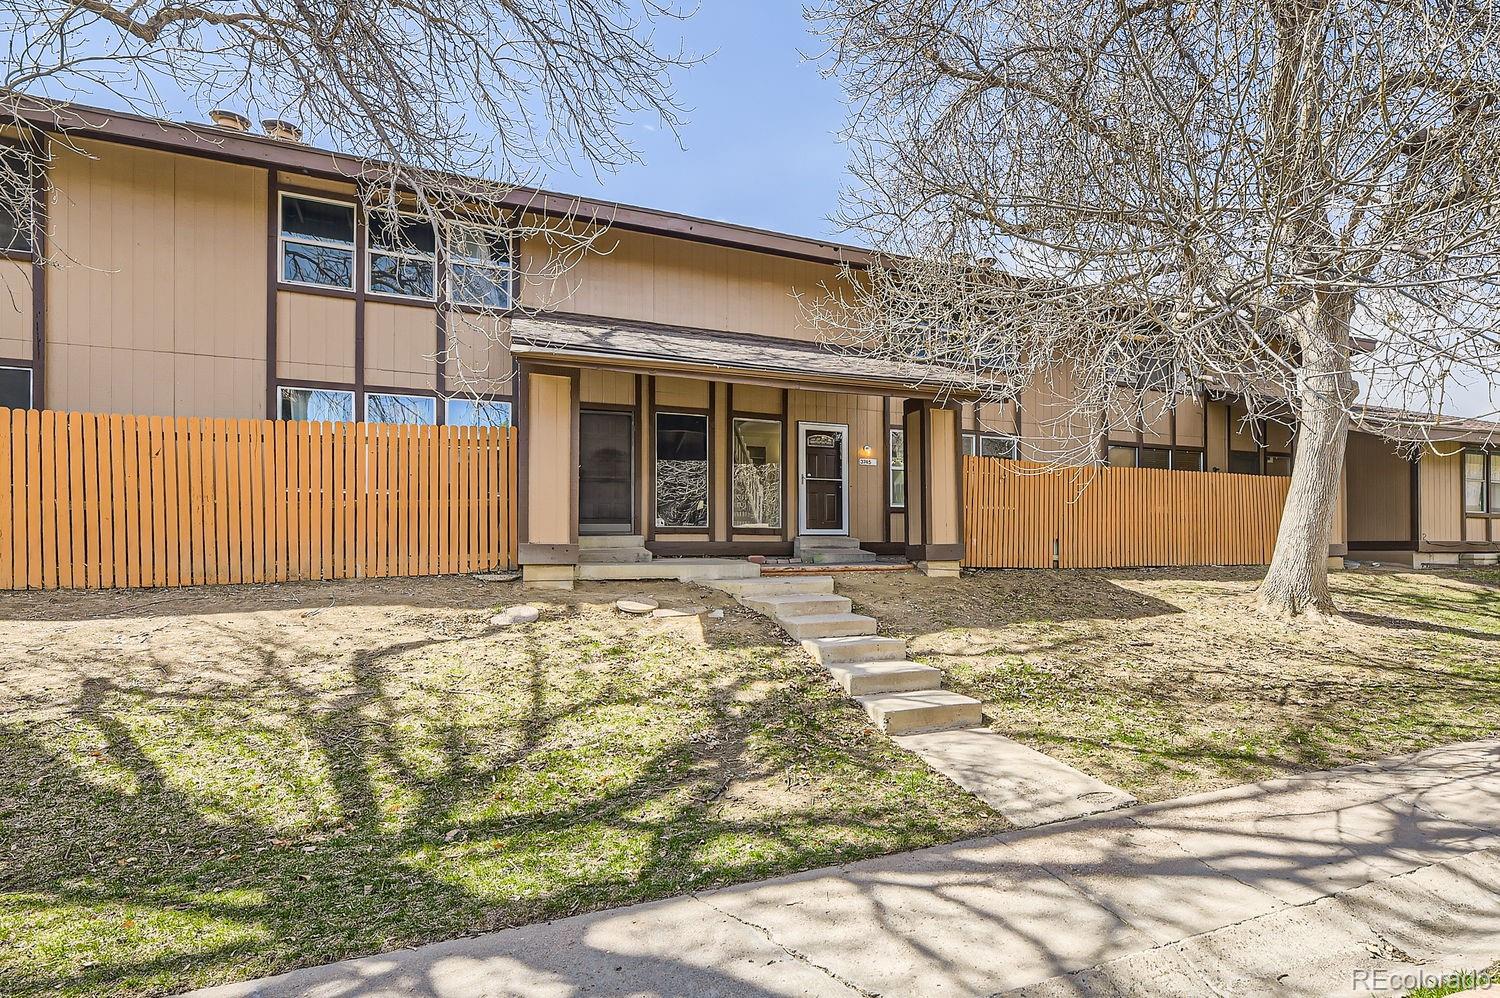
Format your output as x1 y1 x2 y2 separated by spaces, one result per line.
445 398 512 428
1264 453 1292 477
280 193 356 289
0 146 35 255
366 392 437 425
1111 444 1209 471
1465 451 1489 513
368 211 437 300
0 365 32 409
978 434 1019 459
277 386 354 422
889 428 906 508
1228 450 1260 475
655 412 708 528
731 417 782 529
450 226 512 309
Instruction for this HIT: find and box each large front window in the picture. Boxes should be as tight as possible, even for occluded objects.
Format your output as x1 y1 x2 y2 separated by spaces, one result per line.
280 193 356 289
731 418 782 529
655 412 708 528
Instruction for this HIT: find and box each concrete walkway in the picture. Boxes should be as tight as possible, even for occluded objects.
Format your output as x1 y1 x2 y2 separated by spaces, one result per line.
192 739 1500 998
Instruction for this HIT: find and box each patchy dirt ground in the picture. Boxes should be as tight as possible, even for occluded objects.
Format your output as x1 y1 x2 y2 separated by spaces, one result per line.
0 577 998 998
840 565 1500 802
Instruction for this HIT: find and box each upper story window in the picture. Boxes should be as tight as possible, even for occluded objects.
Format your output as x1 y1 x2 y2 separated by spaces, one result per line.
1109 338 1176 393
0 146 35 256
368 212 436 300
450 227 512 309
280 193 356 289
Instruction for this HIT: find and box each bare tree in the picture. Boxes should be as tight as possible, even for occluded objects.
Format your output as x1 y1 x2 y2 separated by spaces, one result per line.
1 0 696 407
806 0 1500 616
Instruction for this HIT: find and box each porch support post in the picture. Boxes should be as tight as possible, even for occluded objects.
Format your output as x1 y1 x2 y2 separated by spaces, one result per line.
904 399 965 577
518 362 581 589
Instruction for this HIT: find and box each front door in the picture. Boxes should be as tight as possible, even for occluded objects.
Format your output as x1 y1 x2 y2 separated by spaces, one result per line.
799 422 848 535
579 410 634 534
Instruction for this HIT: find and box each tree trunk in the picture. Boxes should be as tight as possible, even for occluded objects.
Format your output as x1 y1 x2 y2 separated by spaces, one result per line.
1257 300 1353 617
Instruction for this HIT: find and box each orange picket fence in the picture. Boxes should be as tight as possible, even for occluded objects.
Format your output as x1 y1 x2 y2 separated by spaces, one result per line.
963 457 1291 569
0 408 517 591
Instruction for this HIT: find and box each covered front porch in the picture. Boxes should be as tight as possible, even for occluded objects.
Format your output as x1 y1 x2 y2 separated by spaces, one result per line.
510 314 968 588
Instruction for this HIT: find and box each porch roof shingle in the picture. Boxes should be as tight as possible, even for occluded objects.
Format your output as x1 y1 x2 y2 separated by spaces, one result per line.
1354 404 1500 446
508 313 982 397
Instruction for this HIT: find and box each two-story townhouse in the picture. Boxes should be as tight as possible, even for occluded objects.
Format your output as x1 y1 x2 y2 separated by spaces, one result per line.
2 101 1343 587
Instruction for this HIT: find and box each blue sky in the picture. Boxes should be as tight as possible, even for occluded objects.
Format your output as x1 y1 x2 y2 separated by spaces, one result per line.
550 4 852 243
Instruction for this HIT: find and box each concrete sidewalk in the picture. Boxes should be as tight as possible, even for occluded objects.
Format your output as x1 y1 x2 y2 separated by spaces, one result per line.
192 739 1500 998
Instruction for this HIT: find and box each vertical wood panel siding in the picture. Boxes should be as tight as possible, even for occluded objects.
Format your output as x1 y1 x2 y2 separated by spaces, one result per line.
0 407 515 590
962 457 1291 569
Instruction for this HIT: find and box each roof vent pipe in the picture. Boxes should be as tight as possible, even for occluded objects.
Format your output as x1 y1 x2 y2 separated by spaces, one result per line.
260 119 302 143
209 109 251 132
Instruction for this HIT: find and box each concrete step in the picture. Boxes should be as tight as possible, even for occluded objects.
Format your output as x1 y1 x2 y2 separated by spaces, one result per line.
827 660 943 696
808 549 877 565
579 534 646 549
741 593 853 619
793 535 862 557
578 548 653 564
801 635 907 665
702 576 836 597
578 559 760 582
779 613 878 640
856 690 983 734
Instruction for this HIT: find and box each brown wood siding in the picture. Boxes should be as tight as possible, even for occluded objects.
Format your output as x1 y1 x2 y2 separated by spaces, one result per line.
1346 431 1412 543
788 389 886 540
364 301 438 391
0 260 32 360
444 311 513 397
47 139 267 417
522 227 844 342
1419 451 1464 543
580 368 635 405
276 291 356 384
655 376 709 409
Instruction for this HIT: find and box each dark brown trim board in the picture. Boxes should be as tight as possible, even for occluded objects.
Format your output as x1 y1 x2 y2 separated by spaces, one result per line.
781 388 791 542
29 142 46 410
1349 541 1418 552
645 375 656 542
515 361 531 546
352 197 368 422
265 169 279 417
1419 540 1500 553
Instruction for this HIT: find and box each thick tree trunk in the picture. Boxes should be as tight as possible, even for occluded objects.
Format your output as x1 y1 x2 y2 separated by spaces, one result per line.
1257 300 1353 617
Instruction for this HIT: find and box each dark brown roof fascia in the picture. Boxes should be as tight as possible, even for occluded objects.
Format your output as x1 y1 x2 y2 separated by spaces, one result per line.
12 97 872 269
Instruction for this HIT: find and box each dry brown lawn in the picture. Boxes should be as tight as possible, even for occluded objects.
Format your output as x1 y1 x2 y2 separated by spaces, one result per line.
840 564 1500 802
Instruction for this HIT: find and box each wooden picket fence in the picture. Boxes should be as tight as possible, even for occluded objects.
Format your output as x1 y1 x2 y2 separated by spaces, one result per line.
0 408 516 591
963 456 1291 569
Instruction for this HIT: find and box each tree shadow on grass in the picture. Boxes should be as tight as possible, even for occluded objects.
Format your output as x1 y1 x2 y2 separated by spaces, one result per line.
0 584 994 997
